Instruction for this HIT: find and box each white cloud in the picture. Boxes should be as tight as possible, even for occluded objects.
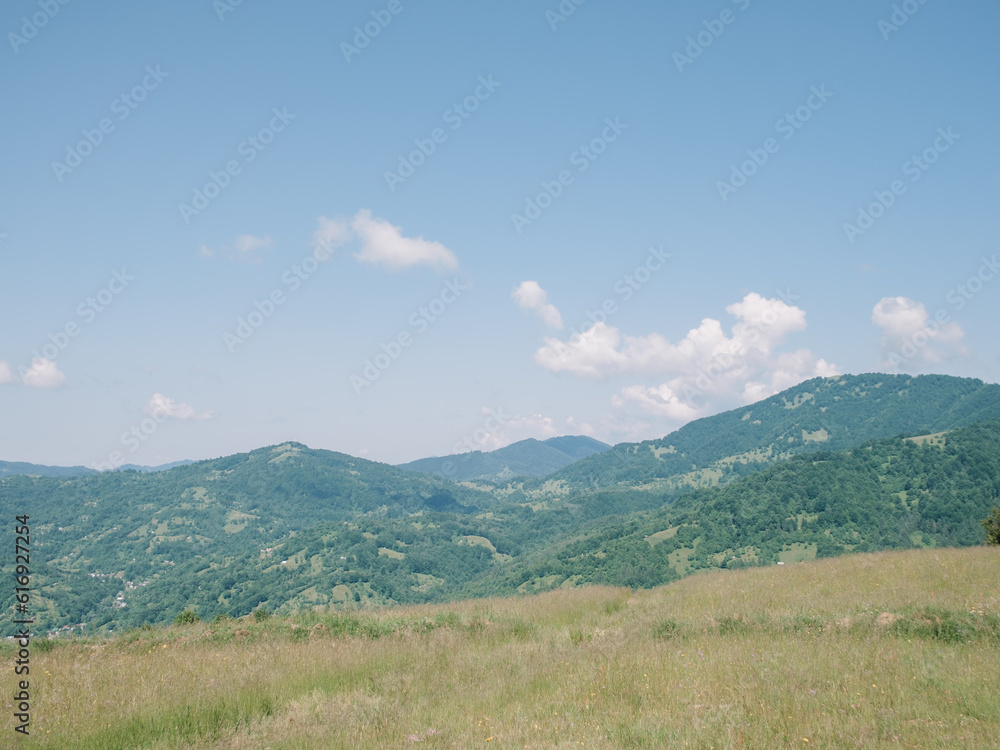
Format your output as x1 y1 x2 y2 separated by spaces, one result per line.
512 281 563 329
0 361 14 384
144 393 212 420
351 210 458 271
313 216 353 251
200 234 272 263
872 296 967 370
233 234 273 256
308 211 458 271
21 358 67 389
533 292 837 422
613 384 700 421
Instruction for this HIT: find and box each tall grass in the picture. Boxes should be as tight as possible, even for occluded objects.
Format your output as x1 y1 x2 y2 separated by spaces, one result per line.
8 547 1000 749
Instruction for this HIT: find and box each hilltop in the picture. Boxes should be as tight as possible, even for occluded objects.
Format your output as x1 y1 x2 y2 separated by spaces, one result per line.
397 434 610 481
551 373 1000 491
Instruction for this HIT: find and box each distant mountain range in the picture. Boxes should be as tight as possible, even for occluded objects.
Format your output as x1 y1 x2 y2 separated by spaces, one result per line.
2 372 999 635
0 459 192 478
397 435 610 481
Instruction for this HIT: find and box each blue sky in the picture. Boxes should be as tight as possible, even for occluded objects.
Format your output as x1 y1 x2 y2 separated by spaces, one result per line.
2 0 998 467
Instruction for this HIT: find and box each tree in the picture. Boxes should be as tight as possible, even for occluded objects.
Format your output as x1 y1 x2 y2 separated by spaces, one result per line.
982 502 1000 545
174 609 200 625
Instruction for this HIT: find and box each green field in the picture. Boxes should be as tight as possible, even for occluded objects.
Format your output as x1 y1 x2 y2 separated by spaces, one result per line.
10 546 1000 749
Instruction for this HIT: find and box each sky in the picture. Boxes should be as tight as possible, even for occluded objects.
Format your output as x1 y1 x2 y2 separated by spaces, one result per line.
1 0 998 468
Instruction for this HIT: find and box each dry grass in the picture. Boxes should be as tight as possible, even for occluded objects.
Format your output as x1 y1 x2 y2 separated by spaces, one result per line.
10 547 1000 749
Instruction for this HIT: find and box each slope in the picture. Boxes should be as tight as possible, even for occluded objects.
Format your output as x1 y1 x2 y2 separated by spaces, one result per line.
552 373 1000 491
398 435 610 481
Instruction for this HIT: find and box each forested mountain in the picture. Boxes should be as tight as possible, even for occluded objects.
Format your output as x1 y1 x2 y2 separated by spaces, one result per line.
466 419 1000 594
553 373 1000 490
0 443 501 634
0 461 95 478
3 374 999 636
397 435 610 481
0 459 191 478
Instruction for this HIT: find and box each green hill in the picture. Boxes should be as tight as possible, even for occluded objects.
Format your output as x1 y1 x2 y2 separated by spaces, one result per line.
553 373 1000 491
469 418 1000 595
4 374 1000 636
0 442 502 634
11 548 1000 750
397 435 610 481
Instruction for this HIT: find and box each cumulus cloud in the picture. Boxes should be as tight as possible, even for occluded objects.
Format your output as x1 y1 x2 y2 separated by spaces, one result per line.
21 358 67 389
512 281 563 329
0 361 13 385
534 292 837 421
144 393 212 420
872 296 967 370
308 211 458 271
350 210 458 271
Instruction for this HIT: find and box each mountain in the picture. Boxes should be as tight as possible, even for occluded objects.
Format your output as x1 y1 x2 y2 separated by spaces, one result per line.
0 442 503 633
552 373 1000 492
0 460 96 478
463 418 1000 595
116 460 195 473
3 374 999 636
0 459 192 478
397 435 610 481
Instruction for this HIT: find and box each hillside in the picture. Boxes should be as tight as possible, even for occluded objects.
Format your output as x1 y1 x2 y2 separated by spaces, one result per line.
4 374 999 635
469 418 1000 595
10 547 1000 749
397 435 610 481
553 373 1000 490
0 442 503 633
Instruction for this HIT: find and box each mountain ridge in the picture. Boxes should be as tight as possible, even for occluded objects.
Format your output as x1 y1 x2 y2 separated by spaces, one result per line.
397 434 610 481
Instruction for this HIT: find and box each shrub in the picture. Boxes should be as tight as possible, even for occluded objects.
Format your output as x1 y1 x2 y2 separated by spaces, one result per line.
253 607 271 622
982 503 1000 545
174 609 200 626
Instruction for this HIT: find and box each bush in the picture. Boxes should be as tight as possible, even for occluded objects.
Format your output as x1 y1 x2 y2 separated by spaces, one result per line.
982 503 1000 545
253 608 271 622
174 609 200 625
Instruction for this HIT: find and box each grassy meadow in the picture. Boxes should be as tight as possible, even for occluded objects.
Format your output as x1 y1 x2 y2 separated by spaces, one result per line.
9 547 1000 749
